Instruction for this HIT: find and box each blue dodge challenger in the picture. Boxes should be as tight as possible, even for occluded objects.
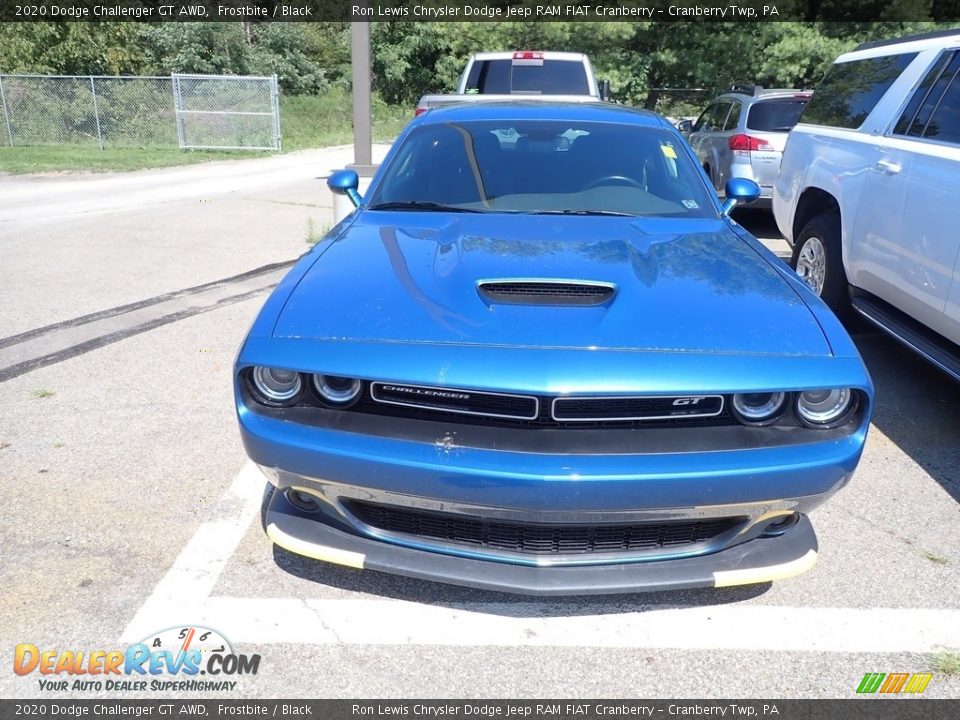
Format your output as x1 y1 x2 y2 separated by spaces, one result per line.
234 102 873 594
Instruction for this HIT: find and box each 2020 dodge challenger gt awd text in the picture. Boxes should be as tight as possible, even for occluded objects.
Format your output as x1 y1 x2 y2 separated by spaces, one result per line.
234 103 873 595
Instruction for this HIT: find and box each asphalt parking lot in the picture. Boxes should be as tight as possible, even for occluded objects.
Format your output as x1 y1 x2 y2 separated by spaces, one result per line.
0 154 958 699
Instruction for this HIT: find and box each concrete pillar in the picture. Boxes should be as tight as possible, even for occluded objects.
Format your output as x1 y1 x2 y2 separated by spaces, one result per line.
333 19 378 223
349 22 377 176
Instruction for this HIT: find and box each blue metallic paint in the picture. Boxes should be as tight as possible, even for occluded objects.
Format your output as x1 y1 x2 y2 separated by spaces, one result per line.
235 102 873 591
722 177 762 214
238 403 866 512
327 169 362 208
270 215 832 356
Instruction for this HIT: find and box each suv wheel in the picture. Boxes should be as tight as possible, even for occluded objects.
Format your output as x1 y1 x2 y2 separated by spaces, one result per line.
791 213 849 315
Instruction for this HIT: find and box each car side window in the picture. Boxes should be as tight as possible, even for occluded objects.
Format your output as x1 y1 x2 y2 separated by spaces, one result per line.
801 52 918 129
723 101 741 131
920 62 960 144
892 51 955 136
893 52 960 142
709 102 732 131
693 104 715 132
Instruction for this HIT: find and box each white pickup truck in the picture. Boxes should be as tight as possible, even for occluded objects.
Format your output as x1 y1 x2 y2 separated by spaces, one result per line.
415 51 609 116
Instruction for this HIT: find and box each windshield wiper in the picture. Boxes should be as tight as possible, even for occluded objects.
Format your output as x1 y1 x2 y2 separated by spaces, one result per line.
526 209 635 217
368 201 484 213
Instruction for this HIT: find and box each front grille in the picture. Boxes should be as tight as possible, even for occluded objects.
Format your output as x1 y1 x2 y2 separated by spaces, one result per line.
370 382 538 420
478 281 614 306
348 500 744 556
552 395 724 421
352 386 737 429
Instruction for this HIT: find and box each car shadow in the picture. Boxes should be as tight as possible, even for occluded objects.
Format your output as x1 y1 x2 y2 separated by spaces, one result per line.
852 328 960 505
270 541 770 615
732 207 782 242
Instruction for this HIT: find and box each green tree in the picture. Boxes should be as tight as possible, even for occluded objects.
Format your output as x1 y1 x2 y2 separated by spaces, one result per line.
0 22 145 75
303 23 351 88
137 23 250 76
370 23 452 105
247 23 329 94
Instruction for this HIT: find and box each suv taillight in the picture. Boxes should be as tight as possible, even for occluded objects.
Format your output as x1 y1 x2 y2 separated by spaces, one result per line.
414 107 428 117
729 134 774 152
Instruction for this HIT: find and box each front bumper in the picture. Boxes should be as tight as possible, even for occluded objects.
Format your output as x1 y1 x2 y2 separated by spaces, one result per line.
239 401 863 593
239 403 865 514
265 488 818 595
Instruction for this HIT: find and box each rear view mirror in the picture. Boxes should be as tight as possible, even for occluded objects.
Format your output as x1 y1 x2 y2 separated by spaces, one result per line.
722 178 761 214
328 169 362 208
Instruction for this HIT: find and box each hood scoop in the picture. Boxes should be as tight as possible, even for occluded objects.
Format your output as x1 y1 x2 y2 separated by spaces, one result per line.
478 279 616 306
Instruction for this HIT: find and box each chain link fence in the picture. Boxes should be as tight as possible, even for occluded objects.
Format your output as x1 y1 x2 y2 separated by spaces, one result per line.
0 74 281 151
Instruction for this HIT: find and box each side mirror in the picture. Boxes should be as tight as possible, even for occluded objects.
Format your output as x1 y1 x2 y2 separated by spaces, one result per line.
599 79 611 102
722 178 761 214
677 119 693 135
327 169 362 208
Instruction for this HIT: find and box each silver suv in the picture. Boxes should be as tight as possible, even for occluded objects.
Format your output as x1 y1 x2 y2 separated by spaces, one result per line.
688 86 810 208
774 29 960 380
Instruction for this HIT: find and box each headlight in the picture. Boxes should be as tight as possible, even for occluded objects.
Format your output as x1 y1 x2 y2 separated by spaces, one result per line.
313 375 362 406
731 392 786 425
250 366 302 406
796 388 856 427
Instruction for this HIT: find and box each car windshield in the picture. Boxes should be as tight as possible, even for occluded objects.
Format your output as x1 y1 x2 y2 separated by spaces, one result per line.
368 120 717 218
747 99 808 132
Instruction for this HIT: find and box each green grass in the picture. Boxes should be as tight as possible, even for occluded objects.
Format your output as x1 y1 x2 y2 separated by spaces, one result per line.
281 87 411 151
0 146 262 174
0 88 411 175
923 550 950 565
932 651 960 676
304 218 331 245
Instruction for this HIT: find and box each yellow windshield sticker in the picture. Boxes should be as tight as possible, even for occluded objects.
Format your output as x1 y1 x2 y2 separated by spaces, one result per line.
661 143 678 159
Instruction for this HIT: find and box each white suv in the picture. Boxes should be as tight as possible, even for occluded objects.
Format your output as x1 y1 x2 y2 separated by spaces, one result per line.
774 29 960 380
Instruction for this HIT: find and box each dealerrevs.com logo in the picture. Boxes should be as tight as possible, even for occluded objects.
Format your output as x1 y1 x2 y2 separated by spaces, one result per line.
856 672 933 694
14 626 260 692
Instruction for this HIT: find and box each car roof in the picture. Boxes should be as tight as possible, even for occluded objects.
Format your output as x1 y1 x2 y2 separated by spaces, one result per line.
414 101 669 127
842 28 960 61
469 51 587 62
852 28 960 53
716 89 806 102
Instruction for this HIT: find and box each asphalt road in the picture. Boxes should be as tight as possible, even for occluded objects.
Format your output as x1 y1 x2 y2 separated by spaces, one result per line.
0 158 958 700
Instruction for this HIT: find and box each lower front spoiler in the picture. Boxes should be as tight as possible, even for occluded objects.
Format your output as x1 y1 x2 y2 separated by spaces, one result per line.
265 491 819 596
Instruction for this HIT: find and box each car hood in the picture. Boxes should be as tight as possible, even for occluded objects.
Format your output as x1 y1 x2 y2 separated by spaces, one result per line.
273 213 830 356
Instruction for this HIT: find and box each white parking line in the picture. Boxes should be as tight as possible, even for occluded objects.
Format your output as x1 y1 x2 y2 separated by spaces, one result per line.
121 462 265 643
192 598 960 653
123 462 960 653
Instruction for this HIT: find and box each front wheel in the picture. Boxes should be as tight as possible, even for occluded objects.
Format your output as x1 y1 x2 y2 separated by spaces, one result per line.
791 213 849 316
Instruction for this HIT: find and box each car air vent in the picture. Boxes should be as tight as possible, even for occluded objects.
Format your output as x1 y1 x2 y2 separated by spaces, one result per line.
478 280 615 306
346 500 746 556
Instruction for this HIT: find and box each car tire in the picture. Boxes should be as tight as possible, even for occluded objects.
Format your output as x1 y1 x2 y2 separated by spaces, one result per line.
791 213 850 316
